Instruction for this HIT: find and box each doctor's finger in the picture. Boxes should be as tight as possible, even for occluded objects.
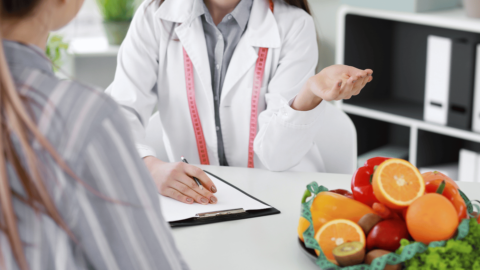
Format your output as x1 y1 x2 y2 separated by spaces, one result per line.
330 74 350 101
349 76 365 95
170 180 213 205
353 70 368 80
183 164 217 193
165 188 194 204
175 173 217 203
323 80 342 101
338 77 355 100
354 76 369 95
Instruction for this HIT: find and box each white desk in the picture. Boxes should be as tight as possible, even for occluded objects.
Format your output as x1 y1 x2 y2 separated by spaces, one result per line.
171 165 480 270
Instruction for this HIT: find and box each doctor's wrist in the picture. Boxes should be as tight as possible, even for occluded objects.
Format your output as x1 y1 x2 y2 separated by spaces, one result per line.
291 79 323 111
143 156 165 171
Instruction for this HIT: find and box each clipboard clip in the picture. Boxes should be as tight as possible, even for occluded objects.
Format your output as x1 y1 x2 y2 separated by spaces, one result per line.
195 208 246 218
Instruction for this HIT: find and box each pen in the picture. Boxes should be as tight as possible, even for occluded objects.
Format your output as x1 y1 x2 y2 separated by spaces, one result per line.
181 156 204 190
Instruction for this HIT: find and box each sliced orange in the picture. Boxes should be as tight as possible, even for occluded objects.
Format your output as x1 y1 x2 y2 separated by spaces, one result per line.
372 159 425 209
314 219 366 262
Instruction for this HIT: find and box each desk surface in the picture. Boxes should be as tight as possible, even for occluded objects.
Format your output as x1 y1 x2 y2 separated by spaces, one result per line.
171 165 480 270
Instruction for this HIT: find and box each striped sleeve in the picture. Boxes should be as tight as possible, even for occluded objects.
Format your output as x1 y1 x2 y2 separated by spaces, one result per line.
69 103 189 270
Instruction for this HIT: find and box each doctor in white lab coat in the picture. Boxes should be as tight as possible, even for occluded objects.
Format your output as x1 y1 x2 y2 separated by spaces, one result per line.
106 0 373 205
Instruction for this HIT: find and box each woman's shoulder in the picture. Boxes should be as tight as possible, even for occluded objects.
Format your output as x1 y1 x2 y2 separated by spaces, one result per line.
19 70 121 160
26 72 118 124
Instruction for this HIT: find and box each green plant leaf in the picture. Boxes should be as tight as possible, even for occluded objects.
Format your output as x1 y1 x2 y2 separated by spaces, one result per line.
45 34 70 72
96 0 138 21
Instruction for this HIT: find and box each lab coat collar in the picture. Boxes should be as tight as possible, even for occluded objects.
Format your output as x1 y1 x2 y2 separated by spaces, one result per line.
220 0 280 102
174 14 215 119
157 0 280 48
157 0 204 24
247 0 280 49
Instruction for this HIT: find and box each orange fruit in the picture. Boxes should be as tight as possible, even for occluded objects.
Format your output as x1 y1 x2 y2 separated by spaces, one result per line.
297 192 374 241
372 159 425 209
314 219 366 263
298 217 310 241
422 171 459 189
406 193 458 245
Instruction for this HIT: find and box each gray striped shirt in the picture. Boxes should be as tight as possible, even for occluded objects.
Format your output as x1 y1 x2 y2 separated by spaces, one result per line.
1 40 189 270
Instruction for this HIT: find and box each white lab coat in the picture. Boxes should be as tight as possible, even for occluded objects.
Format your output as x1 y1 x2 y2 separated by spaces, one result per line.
106 0 327 172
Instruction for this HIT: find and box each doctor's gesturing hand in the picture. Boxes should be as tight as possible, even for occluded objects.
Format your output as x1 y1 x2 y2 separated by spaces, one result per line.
291 65 373 111
144 156 218 205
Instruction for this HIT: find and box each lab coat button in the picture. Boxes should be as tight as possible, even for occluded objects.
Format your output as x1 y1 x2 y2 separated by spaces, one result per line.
216 64 220 70
227 15 232 20
216 126 220 131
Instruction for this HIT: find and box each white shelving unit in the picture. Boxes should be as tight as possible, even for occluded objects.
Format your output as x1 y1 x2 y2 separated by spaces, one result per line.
69 37 119 57
63 37 119 89
336 6 480 176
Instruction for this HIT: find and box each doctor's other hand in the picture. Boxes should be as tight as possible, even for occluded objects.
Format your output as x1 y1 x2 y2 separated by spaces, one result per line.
143 156 218 205
292 65 373 111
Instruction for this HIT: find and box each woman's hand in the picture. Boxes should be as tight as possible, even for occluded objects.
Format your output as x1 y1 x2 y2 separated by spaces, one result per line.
143 156 218 205
292 65 373 111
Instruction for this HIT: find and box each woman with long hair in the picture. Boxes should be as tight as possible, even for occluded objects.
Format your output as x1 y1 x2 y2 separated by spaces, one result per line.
107 0 373 204
0 0 188 269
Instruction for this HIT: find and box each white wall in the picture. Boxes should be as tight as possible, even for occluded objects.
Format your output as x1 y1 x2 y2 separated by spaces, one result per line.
309 0 342 71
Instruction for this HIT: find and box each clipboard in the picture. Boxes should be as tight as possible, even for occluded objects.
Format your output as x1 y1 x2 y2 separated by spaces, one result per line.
168 171 281 228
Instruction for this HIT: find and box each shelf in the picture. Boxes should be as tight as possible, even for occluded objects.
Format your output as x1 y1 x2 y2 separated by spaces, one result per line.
344 98 423 121
69 37 119 57
342 103 480 144
338 6 480 35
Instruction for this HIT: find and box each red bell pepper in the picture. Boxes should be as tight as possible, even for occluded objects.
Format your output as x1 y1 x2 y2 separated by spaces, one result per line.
351 157 391 207
330 189 354 199
372 202 401 220
425 179 467 222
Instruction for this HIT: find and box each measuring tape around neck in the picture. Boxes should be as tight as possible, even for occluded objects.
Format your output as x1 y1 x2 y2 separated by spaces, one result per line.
183 0 273 167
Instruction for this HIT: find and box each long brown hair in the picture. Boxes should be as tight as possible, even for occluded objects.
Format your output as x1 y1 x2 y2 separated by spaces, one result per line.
0 1 80 269
284 0 311 14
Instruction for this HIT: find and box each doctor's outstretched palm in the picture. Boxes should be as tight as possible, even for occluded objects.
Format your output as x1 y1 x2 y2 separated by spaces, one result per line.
292 65 373 111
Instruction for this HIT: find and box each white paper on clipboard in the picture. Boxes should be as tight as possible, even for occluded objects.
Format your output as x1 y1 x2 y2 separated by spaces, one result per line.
159 172 271 222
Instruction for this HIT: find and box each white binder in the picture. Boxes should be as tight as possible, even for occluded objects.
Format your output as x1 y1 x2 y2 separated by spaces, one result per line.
459 149 476 183
424 35 452 126
472 44 480 133
476 153 480 183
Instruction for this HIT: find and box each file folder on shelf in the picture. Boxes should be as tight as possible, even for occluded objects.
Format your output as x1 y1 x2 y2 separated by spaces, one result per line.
472 44 480 133
476 153 480 183
447 40 476 130
458 149 476 183
424 35 452 126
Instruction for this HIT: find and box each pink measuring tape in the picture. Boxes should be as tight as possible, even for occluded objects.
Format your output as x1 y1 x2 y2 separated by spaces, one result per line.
183 0 273 167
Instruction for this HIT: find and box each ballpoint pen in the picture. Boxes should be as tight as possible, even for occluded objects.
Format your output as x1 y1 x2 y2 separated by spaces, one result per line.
181 156 204 190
